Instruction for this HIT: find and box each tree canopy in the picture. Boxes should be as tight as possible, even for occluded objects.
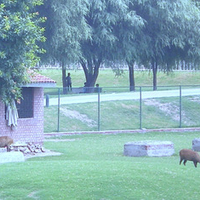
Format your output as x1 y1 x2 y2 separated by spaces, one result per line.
80 0 131 88
38 0 90 92
39 0 200 91
38 0 90 66
3 0 200 96
0 0 45 103
129 0 200 90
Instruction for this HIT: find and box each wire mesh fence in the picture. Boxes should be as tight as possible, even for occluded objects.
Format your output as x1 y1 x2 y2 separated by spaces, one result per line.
44 85 200 133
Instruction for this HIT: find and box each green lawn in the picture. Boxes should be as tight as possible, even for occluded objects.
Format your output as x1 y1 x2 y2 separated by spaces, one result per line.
1 70 199 199
44 95 200 133
40 69 200 88
0 131 200 199
41 69 200 132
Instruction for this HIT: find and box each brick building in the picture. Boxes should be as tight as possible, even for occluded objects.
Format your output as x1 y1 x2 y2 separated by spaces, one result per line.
0 71 56 145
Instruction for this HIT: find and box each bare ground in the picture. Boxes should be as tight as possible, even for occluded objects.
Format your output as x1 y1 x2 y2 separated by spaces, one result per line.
60 108 96 127
144 99 196 126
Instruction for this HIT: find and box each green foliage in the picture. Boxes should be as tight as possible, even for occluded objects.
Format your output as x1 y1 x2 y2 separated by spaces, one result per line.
80 0 139 87
39 0 200 90
139 0 200 66
39 0 90 66
128 0 200 90
0 0 45 103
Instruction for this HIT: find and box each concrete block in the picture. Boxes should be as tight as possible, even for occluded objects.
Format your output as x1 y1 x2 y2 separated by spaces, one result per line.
124 141 174 157
0 152 25 164
192 138 200 151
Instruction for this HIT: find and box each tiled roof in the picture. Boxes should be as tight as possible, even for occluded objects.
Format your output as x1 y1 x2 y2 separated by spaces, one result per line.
28 71 56 84
22 70 56 88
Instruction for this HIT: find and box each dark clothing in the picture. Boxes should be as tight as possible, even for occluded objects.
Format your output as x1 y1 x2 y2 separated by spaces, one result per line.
66 74 72 91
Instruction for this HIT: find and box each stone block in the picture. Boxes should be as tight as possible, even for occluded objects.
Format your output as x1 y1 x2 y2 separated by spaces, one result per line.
0 152 25 164
11 142 27 151
124 141 174 157
192 138 200 151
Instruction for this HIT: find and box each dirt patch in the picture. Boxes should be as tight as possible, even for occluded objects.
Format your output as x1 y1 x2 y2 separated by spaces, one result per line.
189 96 200 103
121 103 138 109
144 99 180 121
144 99 195 126
60 108 96 127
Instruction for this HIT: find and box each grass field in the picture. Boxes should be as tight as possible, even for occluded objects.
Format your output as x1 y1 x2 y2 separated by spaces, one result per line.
40 69 200 132
39 69 200 87
1 70 200 199
44 95 200 133
1 131 200 200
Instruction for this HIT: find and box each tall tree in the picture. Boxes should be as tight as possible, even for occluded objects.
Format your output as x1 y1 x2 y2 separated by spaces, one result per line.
38 0 90 93
80 0 136 90
113 0 145 91
0 0 45 104
133 0 200 90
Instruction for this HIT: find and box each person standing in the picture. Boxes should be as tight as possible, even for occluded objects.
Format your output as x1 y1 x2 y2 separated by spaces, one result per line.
66 73 72 91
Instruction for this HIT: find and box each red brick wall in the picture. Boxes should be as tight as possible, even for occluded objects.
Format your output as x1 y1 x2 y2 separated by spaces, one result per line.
0 87 44 145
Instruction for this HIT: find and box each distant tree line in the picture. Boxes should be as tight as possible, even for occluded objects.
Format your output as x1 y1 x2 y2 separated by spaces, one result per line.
1 0 200 102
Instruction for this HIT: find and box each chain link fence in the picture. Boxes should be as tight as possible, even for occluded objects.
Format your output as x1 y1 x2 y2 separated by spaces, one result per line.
44 85 200 133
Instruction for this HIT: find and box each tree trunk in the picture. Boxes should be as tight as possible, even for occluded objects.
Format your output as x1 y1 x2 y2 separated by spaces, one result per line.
127 60 135 91
152 60 157 91
62 63 67 94
80 57 101 93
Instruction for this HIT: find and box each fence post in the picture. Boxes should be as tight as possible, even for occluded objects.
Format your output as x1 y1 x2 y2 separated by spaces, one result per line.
97 87 101 131
57 88 61 132
179 86 182 128
46 94 49 107
140 87 142 129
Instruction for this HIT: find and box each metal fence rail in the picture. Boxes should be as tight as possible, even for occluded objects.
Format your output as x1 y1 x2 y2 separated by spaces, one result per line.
44 85 200 132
